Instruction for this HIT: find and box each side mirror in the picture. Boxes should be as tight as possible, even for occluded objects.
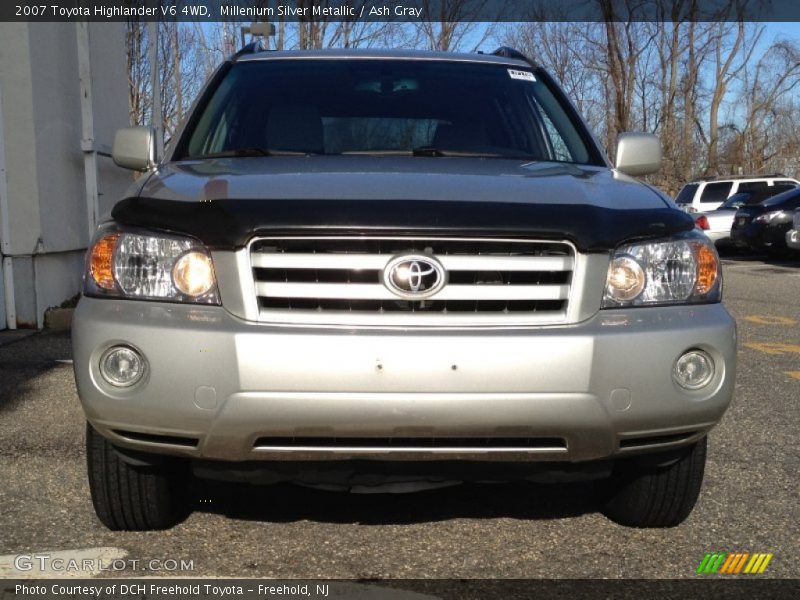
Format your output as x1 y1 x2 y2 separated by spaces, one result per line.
112 127 156 171
615 132 661 177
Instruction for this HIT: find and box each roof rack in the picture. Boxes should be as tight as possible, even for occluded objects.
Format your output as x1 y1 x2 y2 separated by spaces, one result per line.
491 46 538 68
696 172 788 182
232 40 265 60
491 46 528 61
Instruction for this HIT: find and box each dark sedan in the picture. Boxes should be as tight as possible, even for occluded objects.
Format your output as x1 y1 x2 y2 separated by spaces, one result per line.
730 187 800 255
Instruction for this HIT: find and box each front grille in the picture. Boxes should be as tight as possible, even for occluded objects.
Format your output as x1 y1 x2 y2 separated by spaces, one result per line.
248 237 577 325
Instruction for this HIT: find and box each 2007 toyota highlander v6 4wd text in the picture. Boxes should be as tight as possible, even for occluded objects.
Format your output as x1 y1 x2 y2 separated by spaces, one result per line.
72 46 736 531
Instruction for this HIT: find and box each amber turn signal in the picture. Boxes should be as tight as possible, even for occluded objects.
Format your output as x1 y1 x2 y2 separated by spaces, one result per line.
694 243 718 295
90 233 120 290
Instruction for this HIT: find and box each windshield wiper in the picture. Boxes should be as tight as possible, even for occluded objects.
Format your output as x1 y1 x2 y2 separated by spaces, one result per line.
193 148 312 159
411 146 514 158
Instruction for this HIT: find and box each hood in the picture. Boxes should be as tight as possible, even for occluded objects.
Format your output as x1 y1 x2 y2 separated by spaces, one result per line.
137 156 663 207
113 156 694 252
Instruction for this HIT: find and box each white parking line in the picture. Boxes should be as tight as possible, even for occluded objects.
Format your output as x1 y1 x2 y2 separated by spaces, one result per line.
0 547 127 578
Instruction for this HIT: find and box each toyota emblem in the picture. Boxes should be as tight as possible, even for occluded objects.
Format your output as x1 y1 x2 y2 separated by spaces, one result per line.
383 255 446 299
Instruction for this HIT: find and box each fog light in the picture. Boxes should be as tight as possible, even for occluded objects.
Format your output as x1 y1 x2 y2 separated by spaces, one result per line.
673 350 714 390
100 346 146 387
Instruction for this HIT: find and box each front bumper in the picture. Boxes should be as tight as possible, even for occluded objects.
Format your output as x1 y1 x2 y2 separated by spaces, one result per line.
72 297 736 464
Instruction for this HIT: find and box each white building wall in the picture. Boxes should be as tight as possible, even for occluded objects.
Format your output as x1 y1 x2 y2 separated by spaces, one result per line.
0 22 131 328
30 22 87 253
0 261 5 330
89 24 136 221
0 25 41 259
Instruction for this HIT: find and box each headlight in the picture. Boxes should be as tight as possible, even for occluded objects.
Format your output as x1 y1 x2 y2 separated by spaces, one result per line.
602 232 721 308
85 225 219 304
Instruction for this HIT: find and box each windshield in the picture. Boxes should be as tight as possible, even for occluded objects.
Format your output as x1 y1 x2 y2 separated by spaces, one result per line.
181 59 596 163
719 193 751 210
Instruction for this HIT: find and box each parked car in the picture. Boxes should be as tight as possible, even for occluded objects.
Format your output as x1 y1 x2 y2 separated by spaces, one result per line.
731 187 800 255
72 46 735 531
694 183 798 247
675 175 798 213
785 209 800 252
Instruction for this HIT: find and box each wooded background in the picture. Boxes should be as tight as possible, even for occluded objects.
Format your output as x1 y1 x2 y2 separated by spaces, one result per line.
126 0 800 195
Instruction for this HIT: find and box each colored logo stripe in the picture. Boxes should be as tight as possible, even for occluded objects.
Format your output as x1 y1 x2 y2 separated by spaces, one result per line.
744 553 773 574
719 553 737 573
697 552 773 574
697 553 726 573
720 553 748 574
733 553 750 573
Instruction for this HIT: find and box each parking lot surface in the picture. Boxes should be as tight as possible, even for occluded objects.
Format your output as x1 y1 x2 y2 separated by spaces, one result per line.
1 255 798 579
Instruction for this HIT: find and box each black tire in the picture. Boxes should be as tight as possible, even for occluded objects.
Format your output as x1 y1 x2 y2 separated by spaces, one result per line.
86 423 188 530
600 437 706 528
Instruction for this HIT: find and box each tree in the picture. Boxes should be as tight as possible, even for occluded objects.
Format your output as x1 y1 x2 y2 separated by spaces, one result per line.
704 21 759 175
413 0 500 51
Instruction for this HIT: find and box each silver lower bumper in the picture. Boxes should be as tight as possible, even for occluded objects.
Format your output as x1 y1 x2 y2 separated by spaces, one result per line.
72 298 736 463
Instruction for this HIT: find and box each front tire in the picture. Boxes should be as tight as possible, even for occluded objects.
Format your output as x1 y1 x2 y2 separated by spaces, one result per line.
86 423 188 530
600 437 707 528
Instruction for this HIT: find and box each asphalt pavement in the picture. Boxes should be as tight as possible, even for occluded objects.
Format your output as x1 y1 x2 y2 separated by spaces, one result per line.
1 255 798 579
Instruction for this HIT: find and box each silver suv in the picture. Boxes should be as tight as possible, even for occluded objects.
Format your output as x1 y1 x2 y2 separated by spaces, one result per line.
73 47 736 530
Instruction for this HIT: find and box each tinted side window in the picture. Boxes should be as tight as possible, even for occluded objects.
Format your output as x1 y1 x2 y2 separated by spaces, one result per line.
737 181 768 193
757 185 796 202
700 182 732 203
675 184 698 205
538 110 572 162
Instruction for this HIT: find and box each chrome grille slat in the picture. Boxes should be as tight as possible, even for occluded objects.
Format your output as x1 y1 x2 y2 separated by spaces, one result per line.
247 237 578 326
256 282 570 301
251 253 574 272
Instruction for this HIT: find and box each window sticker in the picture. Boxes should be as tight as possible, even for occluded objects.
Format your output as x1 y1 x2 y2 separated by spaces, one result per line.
508 69 536 81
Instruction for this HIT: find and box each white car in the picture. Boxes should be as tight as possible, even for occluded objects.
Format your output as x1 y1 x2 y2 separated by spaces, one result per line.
676 175 799 213
696 184 798 247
